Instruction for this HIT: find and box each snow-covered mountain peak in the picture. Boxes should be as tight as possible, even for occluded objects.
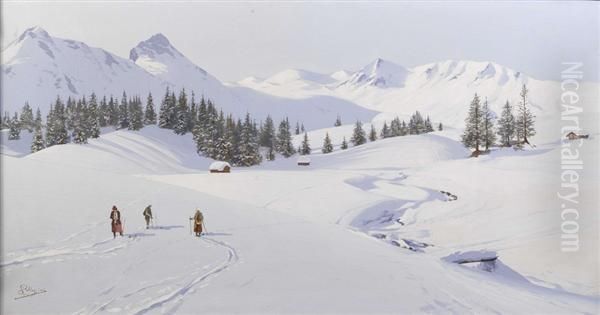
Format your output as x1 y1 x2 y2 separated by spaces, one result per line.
340 58 411 88
412 60 528 86
129 33 183 63
17 26 52 43
129 33 211 80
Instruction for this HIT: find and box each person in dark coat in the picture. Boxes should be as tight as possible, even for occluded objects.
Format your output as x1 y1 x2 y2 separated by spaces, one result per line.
110 205 123 238
143 205 153 229
193 209 204 237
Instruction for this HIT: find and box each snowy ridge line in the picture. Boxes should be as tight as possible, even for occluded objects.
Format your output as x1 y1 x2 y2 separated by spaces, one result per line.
130 236 239 315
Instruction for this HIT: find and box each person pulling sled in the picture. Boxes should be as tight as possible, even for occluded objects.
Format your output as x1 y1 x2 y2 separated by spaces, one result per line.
143 205 153 229
190 209 204 237
110 205 124 238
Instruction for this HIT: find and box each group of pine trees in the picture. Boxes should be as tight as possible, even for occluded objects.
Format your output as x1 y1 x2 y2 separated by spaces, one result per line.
461 84 535 156
3 88 315 167
315 111 438 155
3 88 445 163
3 92 158 153
379 111 436 139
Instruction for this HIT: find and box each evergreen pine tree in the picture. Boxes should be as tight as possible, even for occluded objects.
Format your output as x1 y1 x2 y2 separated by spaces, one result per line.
369 124 377 141
128 96 144 131
65 97 75 131
236 113 263 166
87 93 101 138
295 122 300 135
481 98 496 151
424 116 434 133
30 124 45 153
8 112 21 140
34 108 43 129
341 137 348 150
516 84 535 146
390 118 401 137
438 122 443 131
497 100 515 147
381 121 390 138
159 87 172 129
300 132 311 155
45 105 56 146
400 120 408 136
72 99 88 144
99 96 109 127
350 120 367 146
51 96 69 145
334 115 342 127
276 117 296 157
174 89 190 135
108 96 119 128
188 92 197 132
322 132 333 154
461 94 483 154
259 115 276 148
144 93 157 125
20 102 34 132
118 92 129 129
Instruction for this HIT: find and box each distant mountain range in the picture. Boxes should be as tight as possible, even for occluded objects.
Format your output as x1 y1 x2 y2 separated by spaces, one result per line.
2 26 566 129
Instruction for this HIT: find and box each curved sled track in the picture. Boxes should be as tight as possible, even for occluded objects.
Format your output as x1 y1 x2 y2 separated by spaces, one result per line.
129 236 239 315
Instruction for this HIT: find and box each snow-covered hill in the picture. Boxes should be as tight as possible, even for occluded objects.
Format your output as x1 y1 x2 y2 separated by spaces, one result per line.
2 125 597 313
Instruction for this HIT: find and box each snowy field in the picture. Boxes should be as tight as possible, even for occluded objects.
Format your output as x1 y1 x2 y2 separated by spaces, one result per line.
1 122 599 314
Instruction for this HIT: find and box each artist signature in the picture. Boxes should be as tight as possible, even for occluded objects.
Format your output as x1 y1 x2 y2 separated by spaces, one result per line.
14 284 47 300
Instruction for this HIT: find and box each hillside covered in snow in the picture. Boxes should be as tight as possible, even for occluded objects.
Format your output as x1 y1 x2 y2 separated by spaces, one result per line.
2 124 599 313
2 22 599 314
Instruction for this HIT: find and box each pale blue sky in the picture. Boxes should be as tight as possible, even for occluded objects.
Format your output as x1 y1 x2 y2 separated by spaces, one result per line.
2 1 598 82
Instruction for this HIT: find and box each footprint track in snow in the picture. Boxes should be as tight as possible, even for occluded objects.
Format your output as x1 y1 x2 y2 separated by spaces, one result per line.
78 236 239 315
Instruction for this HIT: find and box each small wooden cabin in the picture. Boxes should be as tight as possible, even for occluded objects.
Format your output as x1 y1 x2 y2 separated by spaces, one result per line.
297 156 311 166
209 161 231 173
566 132 589 140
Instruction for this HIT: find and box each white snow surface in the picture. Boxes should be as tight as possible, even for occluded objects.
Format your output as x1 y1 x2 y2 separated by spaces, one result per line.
2 123 599 314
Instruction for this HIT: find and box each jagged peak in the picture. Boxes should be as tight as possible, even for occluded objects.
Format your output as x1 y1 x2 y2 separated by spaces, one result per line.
17 26 52 42
146 33 171 46
130 33 178 61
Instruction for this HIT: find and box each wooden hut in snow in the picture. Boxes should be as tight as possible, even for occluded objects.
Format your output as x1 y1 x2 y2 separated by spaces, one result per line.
565 132 589 140
209 161 231 173
297 156 311 166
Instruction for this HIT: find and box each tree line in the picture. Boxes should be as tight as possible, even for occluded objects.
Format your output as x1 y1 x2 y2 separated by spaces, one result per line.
2 88 311 167
314 111 439 155
3 89 442 164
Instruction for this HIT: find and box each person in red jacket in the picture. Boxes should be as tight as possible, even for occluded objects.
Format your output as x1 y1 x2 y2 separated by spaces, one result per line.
110 205 123 238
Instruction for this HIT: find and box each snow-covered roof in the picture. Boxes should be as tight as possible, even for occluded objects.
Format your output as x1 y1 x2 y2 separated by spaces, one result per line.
297 156 311 163
209 161 231 171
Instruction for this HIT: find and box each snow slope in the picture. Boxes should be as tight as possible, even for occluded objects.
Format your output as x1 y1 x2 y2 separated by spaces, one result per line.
150 128 598 298
2 128 598 313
